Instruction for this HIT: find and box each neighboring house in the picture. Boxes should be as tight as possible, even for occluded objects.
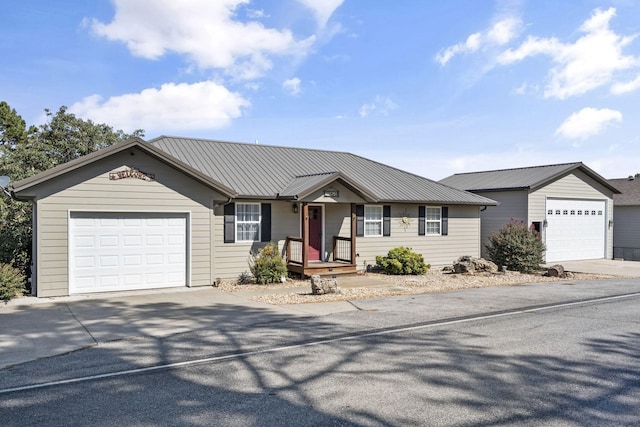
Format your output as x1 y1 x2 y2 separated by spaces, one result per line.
440 162 620 263
9 136 496 297
608 176 640 261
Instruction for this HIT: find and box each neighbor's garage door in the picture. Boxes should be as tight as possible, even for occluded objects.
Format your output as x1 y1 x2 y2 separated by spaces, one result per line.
69 212 187 294
545 199 606 262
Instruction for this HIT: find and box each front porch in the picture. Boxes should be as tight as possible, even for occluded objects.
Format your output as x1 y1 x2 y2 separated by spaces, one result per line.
285 236 357 277
284 203 358 277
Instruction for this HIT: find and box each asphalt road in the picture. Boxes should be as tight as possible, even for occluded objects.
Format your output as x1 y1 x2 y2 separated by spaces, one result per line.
1 292 638 426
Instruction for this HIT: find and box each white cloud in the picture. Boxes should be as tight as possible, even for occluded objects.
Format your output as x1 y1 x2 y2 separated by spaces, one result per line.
90 0 317 80
359 96 398 118
497 7 639 99
555 107 622 140
435 16 522 65
70 81 250 133
283 77 302 95
295 0 344 28
611 74 640 94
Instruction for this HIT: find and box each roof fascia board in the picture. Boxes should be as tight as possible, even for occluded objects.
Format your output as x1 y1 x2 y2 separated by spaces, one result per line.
377 198 499 206
528 163 621 194
282 172 379 203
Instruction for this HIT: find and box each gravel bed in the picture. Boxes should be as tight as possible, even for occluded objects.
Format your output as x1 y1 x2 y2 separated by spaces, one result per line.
217 269 615 305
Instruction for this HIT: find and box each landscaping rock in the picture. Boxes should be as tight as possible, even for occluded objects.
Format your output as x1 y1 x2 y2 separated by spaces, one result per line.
547 264 565 278
311 275 339 295
453 256 498 274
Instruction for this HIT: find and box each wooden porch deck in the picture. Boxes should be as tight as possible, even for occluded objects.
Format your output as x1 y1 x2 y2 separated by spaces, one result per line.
287 260 357 278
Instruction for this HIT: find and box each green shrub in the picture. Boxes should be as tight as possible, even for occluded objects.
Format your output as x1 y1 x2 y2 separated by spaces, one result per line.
0 263 26 301
249 242 288 284
486 220 545 273
375 247 430 275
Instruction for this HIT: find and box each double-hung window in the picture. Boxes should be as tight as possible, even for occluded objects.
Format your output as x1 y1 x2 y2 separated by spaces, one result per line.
236 203 261 242
425 206 441 235
364 205 383 237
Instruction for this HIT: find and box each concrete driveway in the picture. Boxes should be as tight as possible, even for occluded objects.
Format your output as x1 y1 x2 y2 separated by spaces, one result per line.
555 259 640 277
1 260 638 371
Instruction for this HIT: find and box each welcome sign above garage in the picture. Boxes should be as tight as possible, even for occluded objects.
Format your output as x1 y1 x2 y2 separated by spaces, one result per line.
109 168 155 182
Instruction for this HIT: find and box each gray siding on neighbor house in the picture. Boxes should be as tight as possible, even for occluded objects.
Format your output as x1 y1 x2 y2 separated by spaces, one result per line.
613 206 640 260
529 170 614 259
474 190 529 258
24 148 224 297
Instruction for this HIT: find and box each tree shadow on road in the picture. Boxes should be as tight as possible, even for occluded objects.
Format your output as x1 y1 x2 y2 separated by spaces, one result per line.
1 299 639 426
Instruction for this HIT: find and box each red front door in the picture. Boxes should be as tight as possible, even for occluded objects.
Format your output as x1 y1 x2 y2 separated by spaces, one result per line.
308 206 322 261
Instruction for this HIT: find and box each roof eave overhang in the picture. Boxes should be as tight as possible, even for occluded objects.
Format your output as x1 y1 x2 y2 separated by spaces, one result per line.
467 187 530 193
278 172 379 203
529 163 621 194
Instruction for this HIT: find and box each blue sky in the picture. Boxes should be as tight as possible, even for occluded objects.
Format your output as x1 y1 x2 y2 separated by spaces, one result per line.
2 0 640 180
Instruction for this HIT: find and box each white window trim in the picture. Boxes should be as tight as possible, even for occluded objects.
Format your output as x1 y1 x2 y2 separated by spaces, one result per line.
364 205 383 237
236 202 261 242
425 206 442 236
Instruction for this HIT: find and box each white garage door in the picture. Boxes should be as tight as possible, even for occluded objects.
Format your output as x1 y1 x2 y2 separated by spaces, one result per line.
545 199 606 262
69 212 187 294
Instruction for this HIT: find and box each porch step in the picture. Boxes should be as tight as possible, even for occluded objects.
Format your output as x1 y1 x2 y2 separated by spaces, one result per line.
287 262 357 278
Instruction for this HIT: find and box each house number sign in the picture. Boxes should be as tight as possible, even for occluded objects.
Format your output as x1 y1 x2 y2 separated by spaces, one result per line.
109 168 155 182
324 190 339 197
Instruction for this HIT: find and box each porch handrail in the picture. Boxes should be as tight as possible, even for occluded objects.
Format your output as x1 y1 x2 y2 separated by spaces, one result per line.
285 236 303 265
333 236 353 263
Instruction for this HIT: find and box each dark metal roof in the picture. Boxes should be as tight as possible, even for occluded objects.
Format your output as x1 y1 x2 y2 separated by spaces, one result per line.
149 136 497 205
609 177 640 205
440 162 620 194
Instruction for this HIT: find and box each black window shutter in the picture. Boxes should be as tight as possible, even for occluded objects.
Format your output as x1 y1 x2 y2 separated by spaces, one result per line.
261 203 271 242
383 205 391 236
418 206 425 236
442 206 449 236
356 205 364 237
224 203 235 243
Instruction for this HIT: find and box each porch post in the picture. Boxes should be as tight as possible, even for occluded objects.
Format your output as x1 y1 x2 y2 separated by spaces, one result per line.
350 203 357 264
302 203 309 268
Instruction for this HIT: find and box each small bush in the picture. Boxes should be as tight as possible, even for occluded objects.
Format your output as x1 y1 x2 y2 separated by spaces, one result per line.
376 247 430 275
249 242 288 284
486 220 545 273
0 263 26 301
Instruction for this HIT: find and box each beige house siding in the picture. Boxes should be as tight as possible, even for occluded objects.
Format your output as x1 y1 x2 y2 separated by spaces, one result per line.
354 204 481 268
528 171 613 221
24 148 224 297
211 201 300 280
613 206 640 260
529 171 614 259
475 191 528 258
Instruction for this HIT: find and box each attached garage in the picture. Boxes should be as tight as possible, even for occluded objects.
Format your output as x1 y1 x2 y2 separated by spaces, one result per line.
441 162 619 263
69 212 188 294
545 199 606 262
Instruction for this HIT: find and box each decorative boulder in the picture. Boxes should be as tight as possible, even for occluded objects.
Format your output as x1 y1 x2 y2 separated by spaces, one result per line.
311 275 339 295
547 264 565 278
453 256 498 274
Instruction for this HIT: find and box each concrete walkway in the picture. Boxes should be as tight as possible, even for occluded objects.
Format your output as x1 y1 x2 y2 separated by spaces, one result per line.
551 259 640 277
1 261 639 370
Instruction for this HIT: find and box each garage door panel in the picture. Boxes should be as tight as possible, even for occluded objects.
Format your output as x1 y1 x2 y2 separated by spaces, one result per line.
70 212 187 294
545 199 605 262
